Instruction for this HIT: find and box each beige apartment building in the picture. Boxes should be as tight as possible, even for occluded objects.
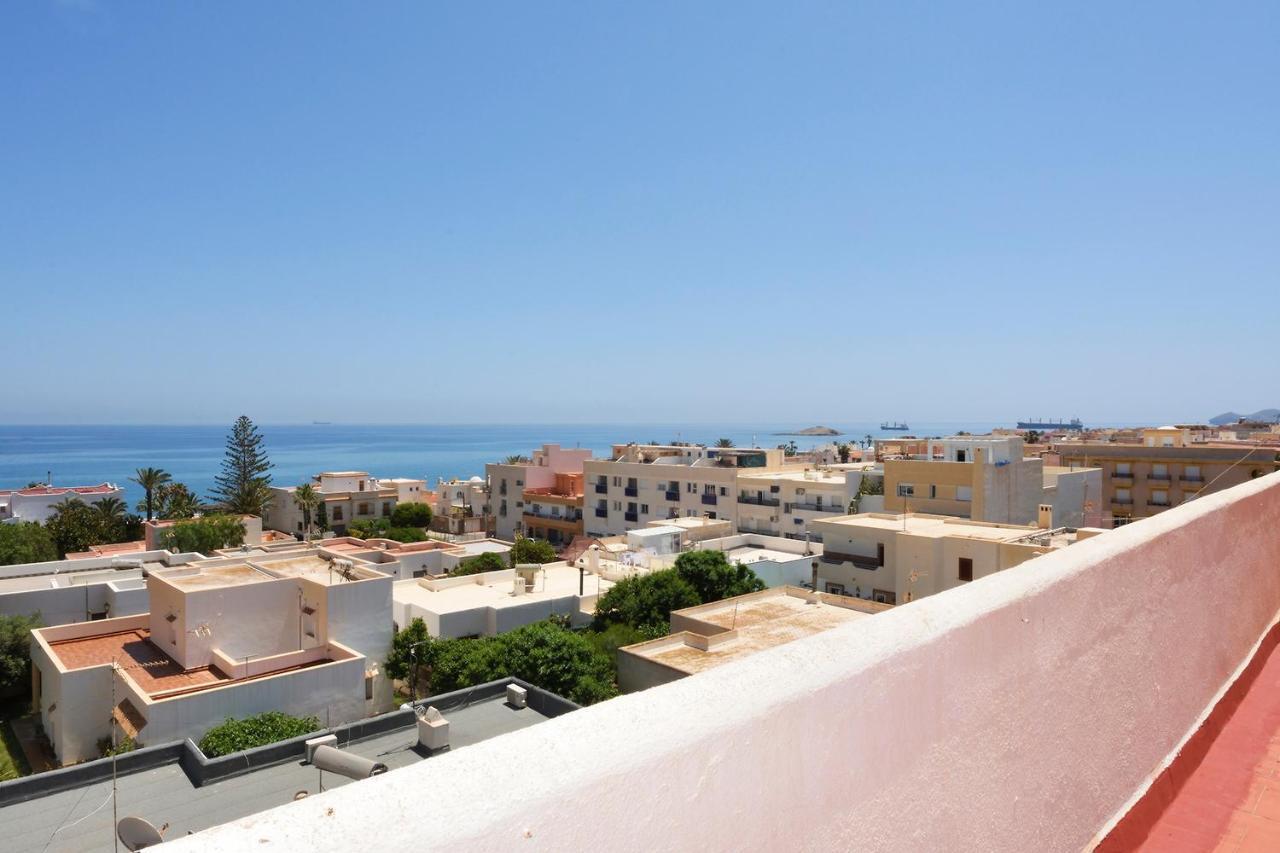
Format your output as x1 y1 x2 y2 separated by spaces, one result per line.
808 512 1102 605
735 466 862 541
882 436 1101 528
1053 438 1279 524
265 471 428 537
582 444 786 537
486 444 593 541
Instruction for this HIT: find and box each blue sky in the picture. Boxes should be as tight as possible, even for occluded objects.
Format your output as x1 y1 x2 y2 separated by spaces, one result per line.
2 1 1276 426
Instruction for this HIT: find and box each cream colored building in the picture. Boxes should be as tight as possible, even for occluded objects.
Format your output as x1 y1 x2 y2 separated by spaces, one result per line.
265 471 428 537
486 444 593 541
29 549 394 765
616 586 890 692
735 466 865 541
882 436 1101 528
807 512 1102 605
583 444 786 537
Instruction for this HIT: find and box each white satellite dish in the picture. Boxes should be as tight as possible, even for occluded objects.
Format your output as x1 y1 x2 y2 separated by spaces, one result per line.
117 816 164 851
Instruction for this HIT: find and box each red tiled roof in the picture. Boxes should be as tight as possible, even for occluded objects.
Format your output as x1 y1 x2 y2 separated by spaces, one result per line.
0 483 118 497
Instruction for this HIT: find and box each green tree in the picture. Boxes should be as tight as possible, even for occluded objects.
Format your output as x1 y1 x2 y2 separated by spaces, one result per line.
0 613 41 698
450 551 507 576
348 517 391 539
130 467 172 521
385 526 426 543
198 711 320 758
715 438 735 448
94 496 129 540
673 549 765 603
1024 429 1042 445
849 474 883 513
157 515 245 554
386 617 433 699
510 537 557 565
147 482 204 520
389 502 432 528
592 570 701 634
208 415 273 515
45 498 107 557
292 483 320 540
503 454 530 464
0 523 57 566
837 443 851 463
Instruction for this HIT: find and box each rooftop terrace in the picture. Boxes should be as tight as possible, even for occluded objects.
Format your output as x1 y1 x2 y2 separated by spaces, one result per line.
166 472 1280 852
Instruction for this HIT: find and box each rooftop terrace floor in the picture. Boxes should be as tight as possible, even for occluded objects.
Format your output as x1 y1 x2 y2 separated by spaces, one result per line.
7 696 549 853
49 629 230 695
1101 623 1280 852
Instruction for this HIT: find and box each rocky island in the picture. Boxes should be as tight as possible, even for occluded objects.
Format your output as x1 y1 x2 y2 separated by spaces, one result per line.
774 425 842 436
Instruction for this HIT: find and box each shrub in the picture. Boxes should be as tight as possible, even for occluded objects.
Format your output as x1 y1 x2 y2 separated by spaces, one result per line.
591 570 700 634
348 518 390 539
450 552 507 576
510 537 556 565
0 523 57 566
673 550 765 602
384 526 426 543
158 515 245 554
198 711 320 757
98 736 138 758
0 613 41 698
390 502 432 528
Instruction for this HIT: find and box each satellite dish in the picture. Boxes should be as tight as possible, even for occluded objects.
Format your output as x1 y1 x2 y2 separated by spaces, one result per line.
117 816 164 851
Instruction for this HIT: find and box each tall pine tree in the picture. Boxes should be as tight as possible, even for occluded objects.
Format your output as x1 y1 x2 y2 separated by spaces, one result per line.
209 415 274 516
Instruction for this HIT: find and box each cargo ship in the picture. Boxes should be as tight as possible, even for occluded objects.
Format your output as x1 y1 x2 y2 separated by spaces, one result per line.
880 421 910 431
1016 418 1084 431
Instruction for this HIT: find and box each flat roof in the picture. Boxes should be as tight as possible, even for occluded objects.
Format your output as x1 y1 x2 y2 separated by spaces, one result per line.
814 513 1042 541
3 691 560 853
394 564 612 615
625 589 884 675
738 469 847 485
163 563 269 590
723 545 806 565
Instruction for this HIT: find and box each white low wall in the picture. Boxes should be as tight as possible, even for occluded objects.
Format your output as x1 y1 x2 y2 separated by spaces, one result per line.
174 473 1280 853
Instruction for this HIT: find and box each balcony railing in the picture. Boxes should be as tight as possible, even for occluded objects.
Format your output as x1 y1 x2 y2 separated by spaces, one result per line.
821 550 881 569
701 494 717 506
624 487 639 497
664 491 680 501
788 502 842 513
594 483 608 494
1112 497 1134 505
738 495 781 507
1148 500 1171 508
594 508 608 518
1148 473 1172 481
523 511 582 524
624 512 638 523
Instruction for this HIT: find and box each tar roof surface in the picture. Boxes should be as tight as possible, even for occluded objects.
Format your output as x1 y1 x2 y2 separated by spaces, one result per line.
6 695 551 853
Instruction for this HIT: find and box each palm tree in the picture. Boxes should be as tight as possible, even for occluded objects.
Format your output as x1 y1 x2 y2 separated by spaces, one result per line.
715 438 734 448
131 467 172 521
503 455 530 465
293 483 320 541
94 496 129 541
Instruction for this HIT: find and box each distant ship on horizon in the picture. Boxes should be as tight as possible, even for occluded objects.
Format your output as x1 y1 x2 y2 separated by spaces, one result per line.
1017 418 1084 430
312 421 333 425
880 421 910 431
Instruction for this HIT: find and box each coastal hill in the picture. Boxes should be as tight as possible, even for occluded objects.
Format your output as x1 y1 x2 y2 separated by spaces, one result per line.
774 425 842 436
1209 409 1280 425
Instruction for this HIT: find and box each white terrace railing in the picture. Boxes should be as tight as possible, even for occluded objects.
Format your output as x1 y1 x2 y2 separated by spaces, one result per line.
173 473 1280 853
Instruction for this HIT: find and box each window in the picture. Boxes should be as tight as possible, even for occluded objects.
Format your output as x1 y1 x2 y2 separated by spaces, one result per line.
1185 465 1202 481
876 543 885 567
1116 463 1132 476
358 502 371 515
1115 488 1131 503
956 486 972 502
704 484 715 494
332 506 344 521
825 583 846 595
687 482 697 493
1152 464 1169 479
382 502 391 517
707 512 717 520
958 557 973 582
365 674 374 701
897 484 915 498
928 485 937 499
719 487 727 496
613 477 622 487
613 501 622 510
640 504 649 514
1152 490 1169 506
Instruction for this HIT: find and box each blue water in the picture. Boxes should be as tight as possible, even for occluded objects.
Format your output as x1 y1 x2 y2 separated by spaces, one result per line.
0 422 999 506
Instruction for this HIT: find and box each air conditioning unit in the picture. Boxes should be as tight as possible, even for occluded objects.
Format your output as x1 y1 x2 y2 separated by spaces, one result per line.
506 683 528 708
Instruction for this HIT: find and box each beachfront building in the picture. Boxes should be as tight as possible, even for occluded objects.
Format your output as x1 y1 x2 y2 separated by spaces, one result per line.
430 476 493 537
808 512 1102 604
615 586 890 692
486 444 593 542
29 549 395 765
881 436 1101 528
1053 439 1279 525
392 561 610 638
582 444 785 537
264 471 428 537
0 483 125 525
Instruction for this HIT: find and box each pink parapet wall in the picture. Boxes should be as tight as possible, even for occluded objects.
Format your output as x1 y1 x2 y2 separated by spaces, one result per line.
171 473 1280 853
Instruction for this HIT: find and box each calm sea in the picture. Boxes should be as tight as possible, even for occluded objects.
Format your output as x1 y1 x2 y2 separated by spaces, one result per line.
0 422 999 506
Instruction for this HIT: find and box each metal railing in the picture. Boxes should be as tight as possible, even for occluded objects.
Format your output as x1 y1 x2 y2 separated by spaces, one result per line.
701 494 718 506
738 495 781 507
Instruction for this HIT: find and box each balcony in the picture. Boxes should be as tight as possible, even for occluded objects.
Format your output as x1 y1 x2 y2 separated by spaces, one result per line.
523 511 582 527
624 487 638 497
176 473 1280 853
594 508 608 519
700 494 717 506
1147 501 1171 508
1112 497 1134 505
821 550 881 570
624 512 638 523
738 495 781 507
1112 473 1134 485
1148 473 1172 482
664 491 680 502
594 483 608 495
788 501 843 513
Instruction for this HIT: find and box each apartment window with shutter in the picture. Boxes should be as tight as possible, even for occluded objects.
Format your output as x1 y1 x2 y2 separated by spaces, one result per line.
958 558 973 582
332 506 344 521
876 543 885 567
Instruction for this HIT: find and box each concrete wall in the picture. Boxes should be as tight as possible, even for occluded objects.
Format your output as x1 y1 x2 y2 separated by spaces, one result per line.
175 472 1280 853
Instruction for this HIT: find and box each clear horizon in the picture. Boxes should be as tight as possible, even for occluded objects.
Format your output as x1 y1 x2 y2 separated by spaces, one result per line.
3 2 1276 424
